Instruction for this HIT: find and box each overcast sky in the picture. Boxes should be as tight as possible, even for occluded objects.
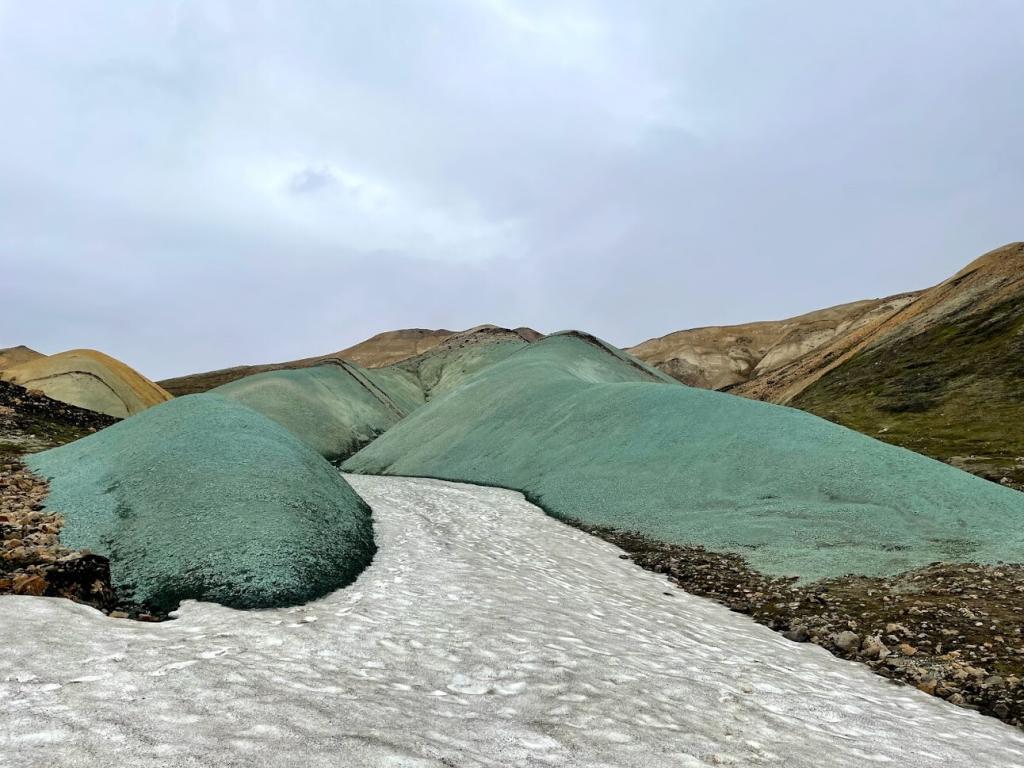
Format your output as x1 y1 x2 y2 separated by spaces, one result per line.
1 1 1021 379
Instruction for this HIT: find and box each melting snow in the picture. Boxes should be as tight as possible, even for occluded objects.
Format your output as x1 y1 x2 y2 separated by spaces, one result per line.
2 475 1024 767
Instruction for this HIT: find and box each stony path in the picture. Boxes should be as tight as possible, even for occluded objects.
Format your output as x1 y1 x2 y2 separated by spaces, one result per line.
2 475 1024 767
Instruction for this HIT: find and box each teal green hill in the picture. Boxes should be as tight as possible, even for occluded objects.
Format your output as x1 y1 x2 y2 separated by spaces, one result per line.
393 336 528 401
344 332 1024 580
215 361 424 461
28 394 375 612
214 335 529 462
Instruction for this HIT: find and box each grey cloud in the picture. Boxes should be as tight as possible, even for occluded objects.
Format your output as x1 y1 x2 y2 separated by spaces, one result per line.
288 167 337 196
0 0 1021 380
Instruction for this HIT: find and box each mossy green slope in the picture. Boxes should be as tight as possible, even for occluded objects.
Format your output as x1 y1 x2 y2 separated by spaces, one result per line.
394 337 529 399
791 293 1024 486
344 333 1024 581
215 361 424 461
28 394 375 612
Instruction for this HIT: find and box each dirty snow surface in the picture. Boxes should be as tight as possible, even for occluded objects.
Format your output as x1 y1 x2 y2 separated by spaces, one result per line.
3 476 1024 767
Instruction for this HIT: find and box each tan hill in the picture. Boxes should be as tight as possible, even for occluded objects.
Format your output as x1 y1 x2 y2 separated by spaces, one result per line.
627 296 918 389
334 328 455 367
1 349 172 418
633 242 1024 487
159 325 543 396
0 345 44 371
783 242 1024 486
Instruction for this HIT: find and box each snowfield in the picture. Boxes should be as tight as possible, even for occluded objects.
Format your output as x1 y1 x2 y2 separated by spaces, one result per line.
2 475 1024 767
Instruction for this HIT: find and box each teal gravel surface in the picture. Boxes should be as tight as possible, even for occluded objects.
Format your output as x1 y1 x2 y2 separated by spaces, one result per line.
28 393 375 612
394 338 529 399
344 332 1024 581
215 362 424 461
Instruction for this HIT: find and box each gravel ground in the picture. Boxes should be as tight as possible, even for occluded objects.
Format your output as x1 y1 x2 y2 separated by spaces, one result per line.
0 383 119 614
0 380 115 456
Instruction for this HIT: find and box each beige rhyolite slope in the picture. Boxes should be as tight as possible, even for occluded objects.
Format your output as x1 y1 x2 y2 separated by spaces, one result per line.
0 345 44 371
627 295 919 390
158 325 543 396
334 328 456 368
777 243 1024 484
1 349 172 418
733 242 1024 404
335 325 543 367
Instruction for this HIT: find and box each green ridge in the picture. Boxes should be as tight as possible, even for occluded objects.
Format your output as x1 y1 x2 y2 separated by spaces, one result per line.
344 332 1024 581
215 362 424 461
393 338 529 399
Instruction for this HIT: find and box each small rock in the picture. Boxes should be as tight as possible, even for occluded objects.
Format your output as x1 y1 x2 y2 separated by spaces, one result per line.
783 625 810 643
832 630 861 654
12 572 47 596
860 635 890 660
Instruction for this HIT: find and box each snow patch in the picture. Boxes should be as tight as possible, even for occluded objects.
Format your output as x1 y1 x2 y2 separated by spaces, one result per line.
1 475 1023 767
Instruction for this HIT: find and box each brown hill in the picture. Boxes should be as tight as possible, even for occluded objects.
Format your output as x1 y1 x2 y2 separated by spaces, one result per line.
627 295 918 390
335 328 455 367
0 346 44 371
784 242 1024 486
159 325 543 396
632 242 1024 487
0 349 172 418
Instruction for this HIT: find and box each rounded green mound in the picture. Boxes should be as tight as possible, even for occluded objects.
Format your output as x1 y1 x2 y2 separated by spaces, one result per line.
29 394 375 612
345 333 1024 581
215 362 423 461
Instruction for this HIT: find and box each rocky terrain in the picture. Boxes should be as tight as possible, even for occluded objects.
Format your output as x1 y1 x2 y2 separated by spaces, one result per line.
0 379 116 456
0 459 117 613
580 521 1024 728
158 324 542 396
0 381 120 615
